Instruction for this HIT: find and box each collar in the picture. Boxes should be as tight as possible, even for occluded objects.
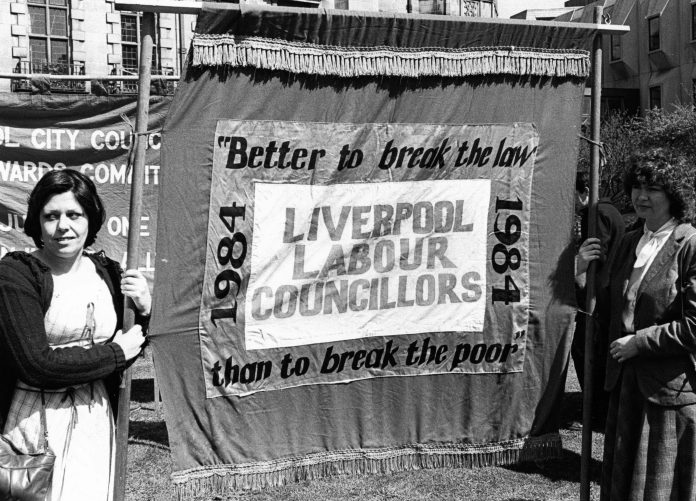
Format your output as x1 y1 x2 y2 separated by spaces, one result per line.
642 218 678 239
634 218 677 268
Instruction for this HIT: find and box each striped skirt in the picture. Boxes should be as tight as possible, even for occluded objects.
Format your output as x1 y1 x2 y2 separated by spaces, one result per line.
601 364 696 501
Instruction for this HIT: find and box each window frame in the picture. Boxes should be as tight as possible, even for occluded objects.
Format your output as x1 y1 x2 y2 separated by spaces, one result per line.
648 15 660 52
417 0 445 15
692 3 696 41
610 34 621 61
27 0 71 73
649 85 662 110
479 0 494 17
119 12 161 75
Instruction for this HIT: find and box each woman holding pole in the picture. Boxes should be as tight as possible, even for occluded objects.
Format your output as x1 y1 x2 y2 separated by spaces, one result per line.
0 169 149 500
578 148 696 500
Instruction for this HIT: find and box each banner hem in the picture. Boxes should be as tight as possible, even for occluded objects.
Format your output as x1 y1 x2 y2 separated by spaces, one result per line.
171 433 561 497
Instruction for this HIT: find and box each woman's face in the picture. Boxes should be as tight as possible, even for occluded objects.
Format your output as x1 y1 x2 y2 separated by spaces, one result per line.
39 191 89 260
631 180 672 230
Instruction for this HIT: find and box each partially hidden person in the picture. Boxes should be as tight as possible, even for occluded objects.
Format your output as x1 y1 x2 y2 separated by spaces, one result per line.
577 148 696 501
0 169 150 500
572 171 625 426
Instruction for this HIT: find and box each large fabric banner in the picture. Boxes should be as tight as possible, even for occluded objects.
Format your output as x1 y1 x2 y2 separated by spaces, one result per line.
0 94 170 279
202 120 537 396
151 6 596 497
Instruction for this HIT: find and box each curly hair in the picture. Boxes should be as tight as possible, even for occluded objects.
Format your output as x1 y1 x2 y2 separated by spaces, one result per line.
623 148 696 224
24 169 106 248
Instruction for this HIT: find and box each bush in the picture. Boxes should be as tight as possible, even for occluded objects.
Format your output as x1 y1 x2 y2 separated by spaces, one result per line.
579 105 696 214
637 106 696 158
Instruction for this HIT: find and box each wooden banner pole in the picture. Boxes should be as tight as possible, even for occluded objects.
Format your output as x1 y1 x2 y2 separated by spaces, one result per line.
579 6 603 501
113 11 155 501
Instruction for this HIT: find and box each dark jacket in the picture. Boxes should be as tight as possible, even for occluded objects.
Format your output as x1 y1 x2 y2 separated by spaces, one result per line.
0 251 143 429
601 223 696 406
577 198 626 292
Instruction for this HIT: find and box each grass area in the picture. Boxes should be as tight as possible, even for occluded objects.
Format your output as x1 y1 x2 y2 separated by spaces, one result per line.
126 352 173 501
126 354 604 501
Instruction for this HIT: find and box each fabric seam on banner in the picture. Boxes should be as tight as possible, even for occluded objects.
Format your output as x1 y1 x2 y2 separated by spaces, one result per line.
191 35 591 78
170 433 561 496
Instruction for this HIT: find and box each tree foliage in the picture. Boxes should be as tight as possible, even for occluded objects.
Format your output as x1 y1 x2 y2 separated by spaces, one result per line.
579 105 696 213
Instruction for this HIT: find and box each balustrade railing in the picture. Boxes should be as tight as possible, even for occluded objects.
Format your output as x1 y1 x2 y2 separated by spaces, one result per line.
12 60 87 93
105 66 177 95
10 62 177 95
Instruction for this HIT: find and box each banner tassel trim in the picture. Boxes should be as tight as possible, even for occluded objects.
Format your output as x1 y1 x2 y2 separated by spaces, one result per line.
171 434 561 498
191 35 590 78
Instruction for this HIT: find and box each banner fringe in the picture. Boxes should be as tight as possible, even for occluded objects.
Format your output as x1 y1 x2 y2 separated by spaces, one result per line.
191 35 590 78
172 434 561 499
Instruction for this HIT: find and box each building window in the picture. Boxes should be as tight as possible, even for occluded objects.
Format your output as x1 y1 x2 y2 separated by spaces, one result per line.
479 0 494 17
120 13 160 76
119 13 161 93
692 4 696 41
418 0 491 16
419 0 445 15
610 35 621 61
649 86 661 109
648 16 660 51
27 0 70 74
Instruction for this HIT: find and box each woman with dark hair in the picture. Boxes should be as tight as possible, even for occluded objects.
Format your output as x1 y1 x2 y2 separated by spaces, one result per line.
578 148 696 500
0 169 149 500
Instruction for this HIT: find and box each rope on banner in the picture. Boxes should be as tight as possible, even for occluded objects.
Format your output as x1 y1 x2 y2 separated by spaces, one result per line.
171 433 561 499
191 35 591 78
120 113 162 180
578 133 607 167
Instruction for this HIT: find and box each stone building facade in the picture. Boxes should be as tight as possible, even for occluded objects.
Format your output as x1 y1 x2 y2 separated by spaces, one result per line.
557 0 696 113
0 0 496 94
0 0 197 93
